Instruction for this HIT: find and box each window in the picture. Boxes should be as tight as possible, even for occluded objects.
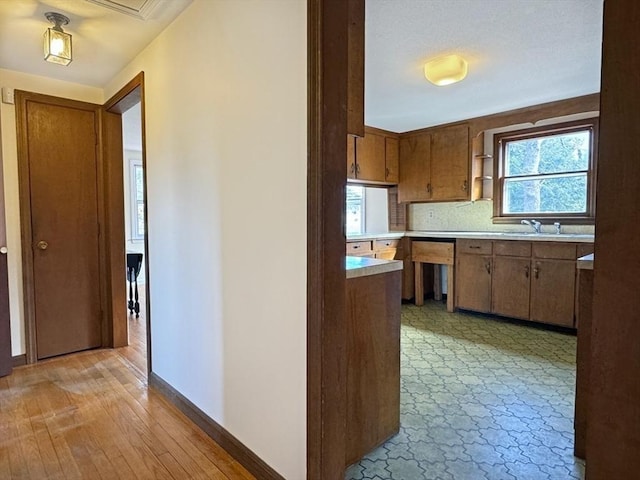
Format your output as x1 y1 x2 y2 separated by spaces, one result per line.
494 118 598 222
346 185 365 235
129 157 145 240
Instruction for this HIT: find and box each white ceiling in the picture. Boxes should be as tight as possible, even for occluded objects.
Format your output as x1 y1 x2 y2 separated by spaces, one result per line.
366 0 604 132
0 0 603 133
0 0 192 87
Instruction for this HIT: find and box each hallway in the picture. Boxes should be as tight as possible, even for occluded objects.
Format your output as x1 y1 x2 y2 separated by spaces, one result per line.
0 302 253 479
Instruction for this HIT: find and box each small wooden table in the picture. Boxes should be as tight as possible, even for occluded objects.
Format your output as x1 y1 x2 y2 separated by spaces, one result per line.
412 241 455 312
126 253 143 318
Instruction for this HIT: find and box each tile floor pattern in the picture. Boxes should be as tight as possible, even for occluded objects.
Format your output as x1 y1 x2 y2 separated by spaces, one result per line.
345 302 585 480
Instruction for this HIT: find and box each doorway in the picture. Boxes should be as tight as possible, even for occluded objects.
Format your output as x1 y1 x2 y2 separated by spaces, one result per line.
121 101 148 374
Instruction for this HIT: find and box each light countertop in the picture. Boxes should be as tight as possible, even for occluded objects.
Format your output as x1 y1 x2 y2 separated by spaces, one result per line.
577 254 594 270
346 256 403 279
347 231 594 243
346 232 405 241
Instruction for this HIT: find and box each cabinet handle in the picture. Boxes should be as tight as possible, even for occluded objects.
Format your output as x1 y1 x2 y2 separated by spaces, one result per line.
385 167 390 178
524 265 530 278
485 261 491 274
469 246 481 249
534 266 539 279
352 245 359 249
462 180 468 191
350 162 355 174
426 183 432 194
356 163 361 174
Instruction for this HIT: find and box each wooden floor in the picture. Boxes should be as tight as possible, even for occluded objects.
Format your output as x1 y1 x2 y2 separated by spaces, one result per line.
0 286 255 479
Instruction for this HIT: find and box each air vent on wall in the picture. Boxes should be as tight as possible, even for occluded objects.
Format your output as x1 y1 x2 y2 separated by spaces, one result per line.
85 0 160 20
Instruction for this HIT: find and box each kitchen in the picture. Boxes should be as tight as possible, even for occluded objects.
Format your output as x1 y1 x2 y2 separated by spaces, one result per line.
343 1 601 478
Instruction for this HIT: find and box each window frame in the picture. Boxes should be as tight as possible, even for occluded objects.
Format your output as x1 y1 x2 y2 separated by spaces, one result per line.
129 156 145 241
492 117 599 224
345 184 366 236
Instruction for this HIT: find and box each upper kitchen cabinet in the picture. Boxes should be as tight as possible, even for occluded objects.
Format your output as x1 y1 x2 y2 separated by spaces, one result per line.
398 133 431 202
347 127 400 185
398 123 471 203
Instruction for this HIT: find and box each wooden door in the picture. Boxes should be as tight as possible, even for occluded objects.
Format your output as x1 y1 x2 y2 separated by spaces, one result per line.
347 135 356 179
355 132 385 181
430 124 469 200
384 137 399 183
491 256 530 320
398 134 431 203
18 94 102 360
530 259 576 327
456 254 492 313
0 133 11 376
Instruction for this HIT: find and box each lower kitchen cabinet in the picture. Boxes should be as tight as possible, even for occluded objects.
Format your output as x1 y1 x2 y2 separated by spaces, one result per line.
456 253 492 313
530 259 576 327
491 256 531 320
456 239 594 328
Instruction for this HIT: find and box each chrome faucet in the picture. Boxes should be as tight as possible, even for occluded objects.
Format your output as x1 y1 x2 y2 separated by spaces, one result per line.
521 219 542 234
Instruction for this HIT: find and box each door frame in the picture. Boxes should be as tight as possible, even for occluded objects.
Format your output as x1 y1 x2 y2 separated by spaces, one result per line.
103 72 151 373
15 92 108 363
307 1 350 478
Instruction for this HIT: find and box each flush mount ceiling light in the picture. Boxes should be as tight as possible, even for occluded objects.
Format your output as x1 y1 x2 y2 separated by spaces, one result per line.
43 12 72 66
424 54 468 86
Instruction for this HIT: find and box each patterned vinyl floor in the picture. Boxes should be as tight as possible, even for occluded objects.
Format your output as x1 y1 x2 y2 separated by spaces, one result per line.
345 301 584 480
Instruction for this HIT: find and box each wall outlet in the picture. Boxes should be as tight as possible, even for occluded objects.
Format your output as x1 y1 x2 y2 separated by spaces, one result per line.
1 87 14 105
427 209 434 219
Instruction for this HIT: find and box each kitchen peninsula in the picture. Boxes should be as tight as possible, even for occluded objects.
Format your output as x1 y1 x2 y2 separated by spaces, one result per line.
345 256 402 466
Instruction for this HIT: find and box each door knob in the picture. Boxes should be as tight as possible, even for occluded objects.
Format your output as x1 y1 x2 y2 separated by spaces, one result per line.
37 241 48 250
0 246 6 254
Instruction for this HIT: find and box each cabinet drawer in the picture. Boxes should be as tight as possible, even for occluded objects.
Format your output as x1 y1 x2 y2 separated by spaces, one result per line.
494 241 531 257
375 249 398 260
457 239 492 255
374 238 400 250
346 241 372 255
533 242 577 260
411 241 454 264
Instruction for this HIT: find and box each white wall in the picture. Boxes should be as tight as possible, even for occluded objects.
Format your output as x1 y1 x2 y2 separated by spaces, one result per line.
0 69 103 356
104 1 307 478
364 186 389 233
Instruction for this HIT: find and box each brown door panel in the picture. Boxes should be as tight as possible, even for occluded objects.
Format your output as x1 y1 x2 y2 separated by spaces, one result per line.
24 100 102 359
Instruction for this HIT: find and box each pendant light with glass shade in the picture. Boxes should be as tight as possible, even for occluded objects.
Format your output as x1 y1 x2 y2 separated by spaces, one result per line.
43 12 72 66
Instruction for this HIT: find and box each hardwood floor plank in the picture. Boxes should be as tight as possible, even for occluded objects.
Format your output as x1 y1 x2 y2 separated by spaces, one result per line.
0 293 256 480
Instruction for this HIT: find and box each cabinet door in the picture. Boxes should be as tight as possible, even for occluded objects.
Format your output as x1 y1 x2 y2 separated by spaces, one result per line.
456 254 492 313
398 134 431 203
385 137 399 184
492 256 531 320
530 259 576 327
356 133 386 182
430 124 470 201
347 135 357 179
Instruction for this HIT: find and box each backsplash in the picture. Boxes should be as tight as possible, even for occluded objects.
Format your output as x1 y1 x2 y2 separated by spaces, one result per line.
409 200 595 235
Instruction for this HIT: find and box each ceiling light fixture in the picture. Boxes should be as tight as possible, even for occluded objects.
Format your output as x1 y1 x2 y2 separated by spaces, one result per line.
43 12 72 66
424 54 468 86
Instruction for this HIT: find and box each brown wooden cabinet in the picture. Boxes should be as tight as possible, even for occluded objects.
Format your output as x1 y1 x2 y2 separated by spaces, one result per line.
492 255 531 320
347 127 399 185
530 243 578 327
456 239 594 328
430 124 470 200
398 134 432 202
398 124 470 202
455 240 492 313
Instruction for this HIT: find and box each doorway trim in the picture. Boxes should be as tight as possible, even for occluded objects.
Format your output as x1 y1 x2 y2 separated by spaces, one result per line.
103 72 151 373
307 1 350 478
